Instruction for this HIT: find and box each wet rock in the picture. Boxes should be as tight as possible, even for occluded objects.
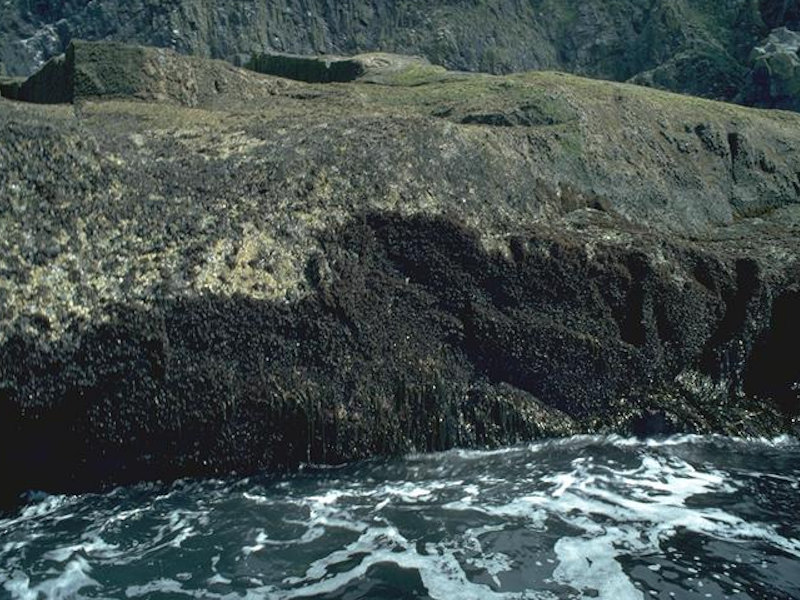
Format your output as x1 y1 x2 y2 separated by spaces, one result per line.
745 284 800 417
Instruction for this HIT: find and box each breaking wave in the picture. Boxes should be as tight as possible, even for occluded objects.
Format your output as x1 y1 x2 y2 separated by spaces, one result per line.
1 435 799 599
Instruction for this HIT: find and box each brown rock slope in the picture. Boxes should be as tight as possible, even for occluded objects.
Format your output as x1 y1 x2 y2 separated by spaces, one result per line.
1 41 798 507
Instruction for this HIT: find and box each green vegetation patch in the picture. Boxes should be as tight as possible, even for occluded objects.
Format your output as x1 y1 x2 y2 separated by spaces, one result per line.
71 40 148 99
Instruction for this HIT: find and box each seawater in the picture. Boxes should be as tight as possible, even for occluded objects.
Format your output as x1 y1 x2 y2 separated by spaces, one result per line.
1 435 799 600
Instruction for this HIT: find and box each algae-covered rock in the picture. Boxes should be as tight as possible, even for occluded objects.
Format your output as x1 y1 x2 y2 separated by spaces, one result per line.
0 42 798 507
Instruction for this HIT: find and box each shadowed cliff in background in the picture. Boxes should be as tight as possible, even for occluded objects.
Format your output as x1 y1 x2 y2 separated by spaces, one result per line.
1 0 800 110
0 41 799 508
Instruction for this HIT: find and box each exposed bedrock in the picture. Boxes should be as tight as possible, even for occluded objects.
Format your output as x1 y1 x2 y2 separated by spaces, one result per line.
0 43 799 508
1 0 800 108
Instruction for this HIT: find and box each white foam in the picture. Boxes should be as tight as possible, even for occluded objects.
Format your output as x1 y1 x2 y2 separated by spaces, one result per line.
434 445 800 598
207 573 232 585
277 525 553 600
242 530 271 555
306 490 343 505
125 578 191 597
2 434 798 600
554 534 643 600
107 507 146 523
466 551 514 588
0 495 72 532
44 535 120 562
242 492 274 505
4 557 99 600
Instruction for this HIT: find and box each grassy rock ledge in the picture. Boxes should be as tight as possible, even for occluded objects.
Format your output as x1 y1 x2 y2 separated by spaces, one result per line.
1 41 799 507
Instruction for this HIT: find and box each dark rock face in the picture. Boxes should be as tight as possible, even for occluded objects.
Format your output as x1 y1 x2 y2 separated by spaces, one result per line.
0 213 794 509
745 283 800 416
0 43 799 508
739 27 800 111
0 0 799 107
760 0 800 30
0 40 289 106
0 52 72 103
246 53 366 84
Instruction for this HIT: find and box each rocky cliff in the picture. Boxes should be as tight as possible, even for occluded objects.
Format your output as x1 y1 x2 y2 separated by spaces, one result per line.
1 0 799 109
739 26 800 111
1 41 799 508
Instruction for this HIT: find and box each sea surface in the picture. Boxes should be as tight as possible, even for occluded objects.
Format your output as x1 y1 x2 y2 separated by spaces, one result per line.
1 435 799 600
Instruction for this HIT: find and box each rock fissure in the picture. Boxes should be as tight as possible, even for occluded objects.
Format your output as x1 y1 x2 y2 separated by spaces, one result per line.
728 132 742 183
